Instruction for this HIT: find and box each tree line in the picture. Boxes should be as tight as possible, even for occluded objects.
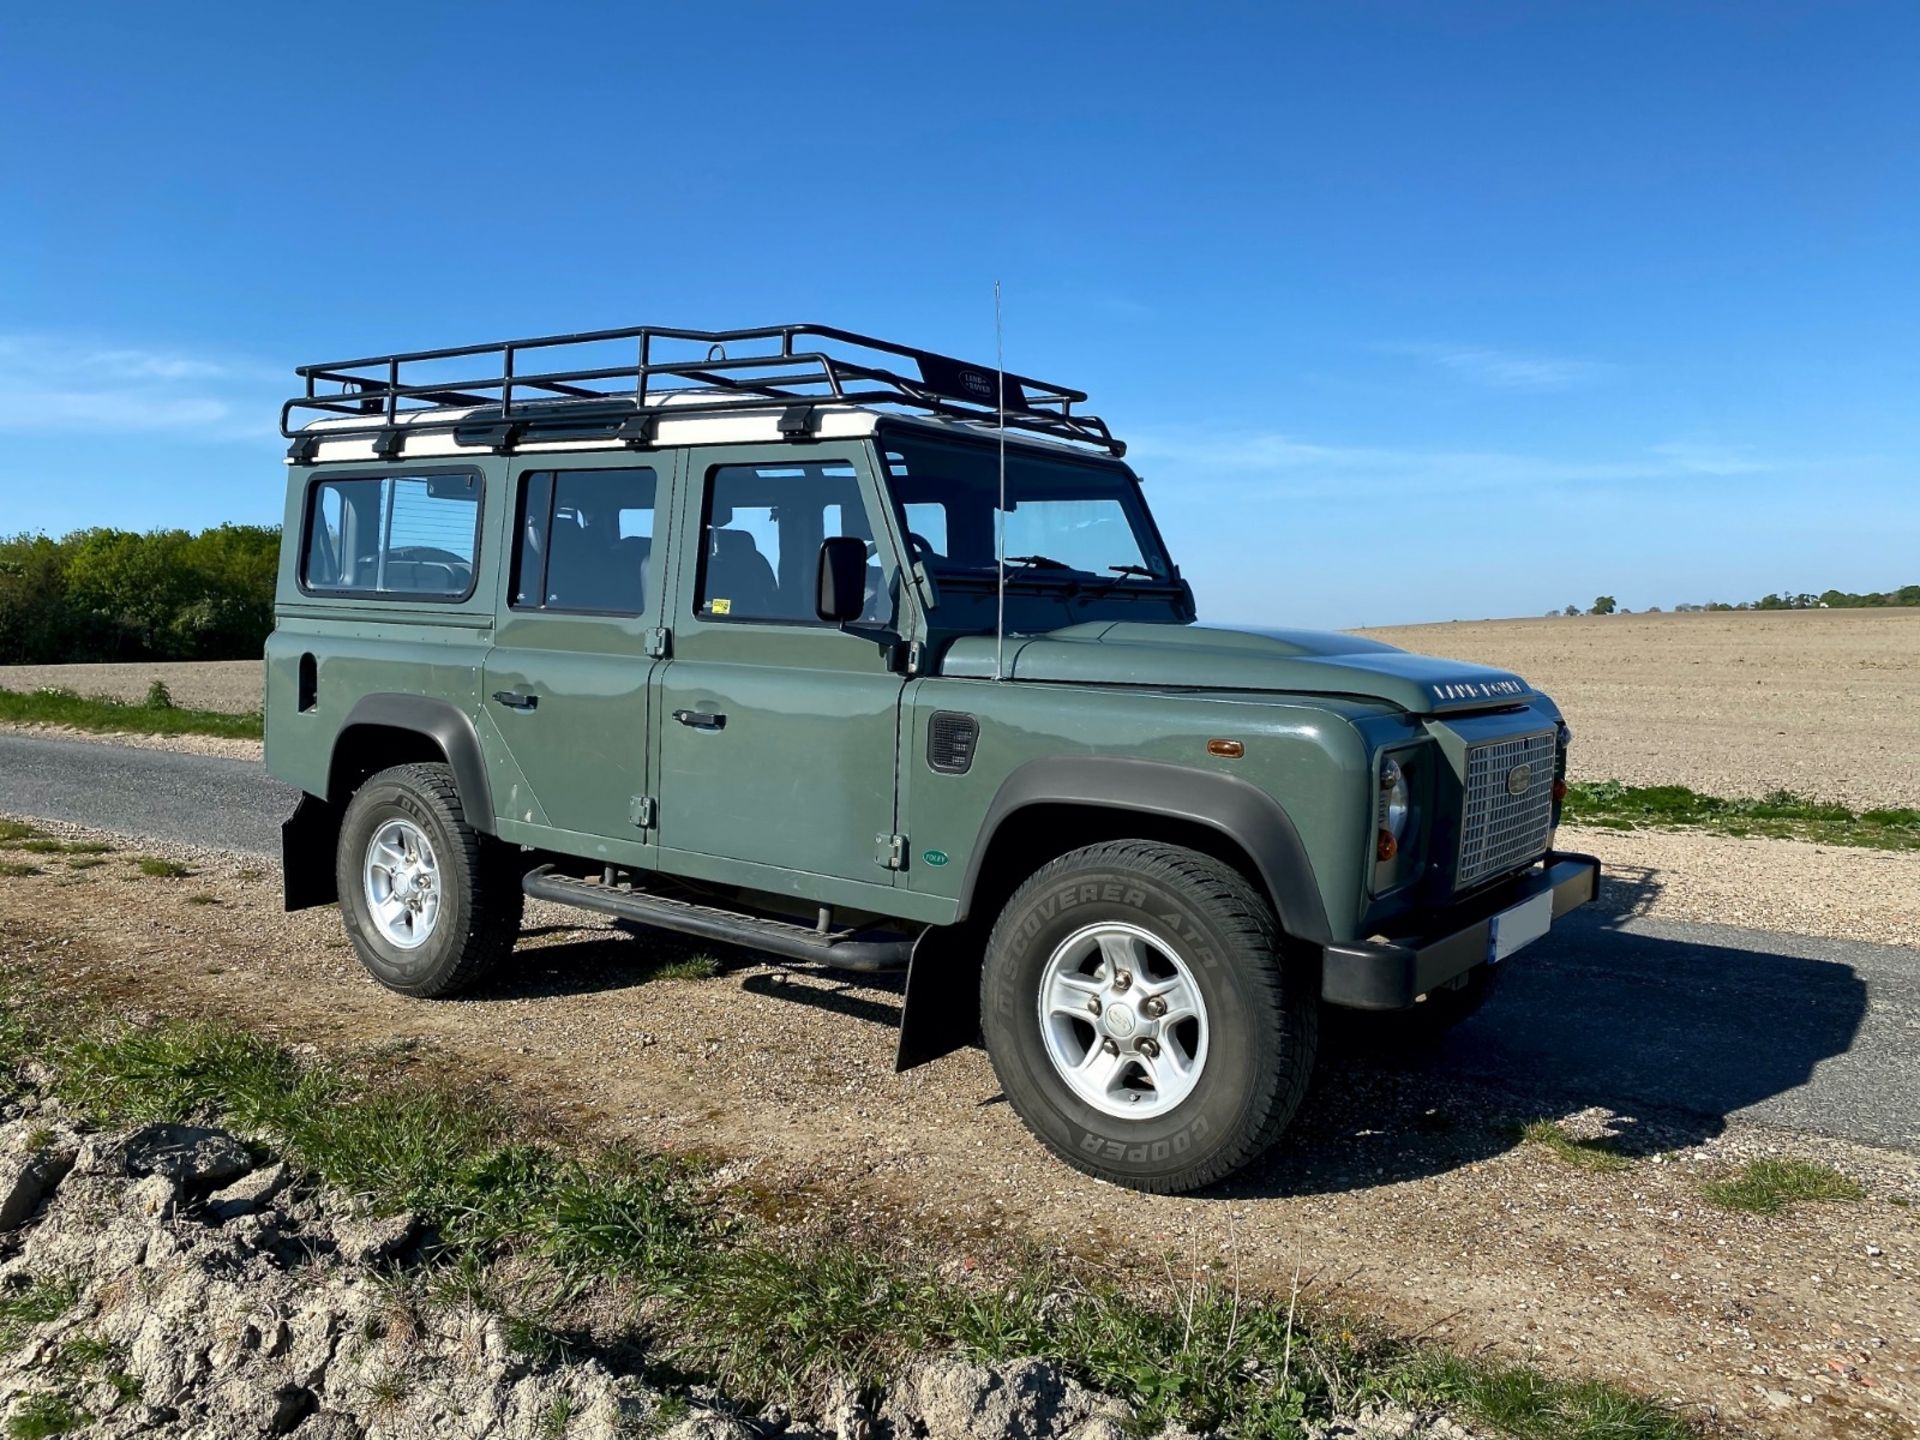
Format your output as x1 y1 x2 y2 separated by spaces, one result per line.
0 526 280 665
1553 584 1920 617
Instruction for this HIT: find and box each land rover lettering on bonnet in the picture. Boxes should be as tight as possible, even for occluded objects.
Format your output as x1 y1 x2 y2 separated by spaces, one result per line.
264 321 1599 1193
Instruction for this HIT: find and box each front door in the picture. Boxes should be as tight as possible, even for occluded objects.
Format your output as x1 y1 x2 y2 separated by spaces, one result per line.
479 456 667 858
653 445 907 895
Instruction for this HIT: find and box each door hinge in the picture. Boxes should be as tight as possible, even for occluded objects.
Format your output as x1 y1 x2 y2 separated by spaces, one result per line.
645 627 671 659
630 795 657 829
876 833 908 871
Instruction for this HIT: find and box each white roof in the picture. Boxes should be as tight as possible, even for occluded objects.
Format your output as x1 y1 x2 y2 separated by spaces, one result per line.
290 389 1105 466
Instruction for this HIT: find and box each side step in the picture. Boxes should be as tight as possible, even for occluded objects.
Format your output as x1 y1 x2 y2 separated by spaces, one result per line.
521 866 914 973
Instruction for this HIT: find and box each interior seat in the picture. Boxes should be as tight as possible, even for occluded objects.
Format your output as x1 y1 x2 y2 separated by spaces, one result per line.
705 528 779 617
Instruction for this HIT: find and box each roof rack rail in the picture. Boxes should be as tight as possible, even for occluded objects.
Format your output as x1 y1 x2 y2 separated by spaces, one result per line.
282 322 1124 457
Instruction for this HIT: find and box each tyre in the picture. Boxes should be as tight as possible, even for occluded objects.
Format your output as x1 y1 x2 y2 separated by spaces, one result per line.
1328 963 1500 1055
335 762 523 998
980 841 1317 1193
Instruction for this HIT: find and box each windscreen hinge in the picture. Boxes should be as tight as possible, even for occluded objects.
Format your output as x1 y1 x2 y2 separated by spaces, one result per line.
875 833 908 871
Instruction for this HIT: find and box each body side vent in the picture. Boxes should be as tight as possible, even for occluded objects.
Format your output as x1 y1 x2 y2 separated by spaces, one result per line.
927 711 980 775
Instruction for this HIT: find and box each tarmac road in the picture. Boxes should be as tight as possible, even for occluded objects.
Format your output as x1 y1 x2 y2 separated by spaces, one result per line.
1 732 1914 1152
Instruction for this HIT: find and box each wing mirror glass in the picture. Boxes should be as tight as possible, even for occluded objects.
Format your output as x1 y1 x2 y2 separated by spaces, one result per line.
816 536 869 624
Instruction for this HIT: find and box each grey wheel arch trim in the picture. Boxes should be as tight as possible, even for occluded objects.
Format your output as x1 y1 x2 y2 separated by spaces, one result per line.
330 694 496 836
954 757 1332 943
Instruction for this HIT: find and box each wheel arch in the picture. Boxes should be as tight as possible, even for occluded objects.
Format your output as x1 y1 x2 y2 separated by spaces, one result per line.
327 694 495 833
953 758 1331 944
283 695 496 914
898 759 1331 1073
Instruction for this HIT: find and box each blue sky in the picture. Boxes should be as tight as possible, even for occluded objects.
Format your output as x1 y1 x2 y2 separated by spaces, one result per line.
1 2 1914 628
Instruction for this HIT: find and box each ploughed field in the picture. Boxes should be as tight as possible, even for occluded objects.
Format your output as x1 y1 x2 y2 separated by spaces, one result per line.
0 659 262 715
1362 609 1920 811
10 609 1918 808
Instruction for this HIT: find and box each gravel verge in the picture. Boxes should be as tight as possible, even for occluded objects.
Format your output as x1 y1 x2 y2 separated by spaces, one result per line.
1561 823 1920 949
0 722 263 762
1 818 1916 1437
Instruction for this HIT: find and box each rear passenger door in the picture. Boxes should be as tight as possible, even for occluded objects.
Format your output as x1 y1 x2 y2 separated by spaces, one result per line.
479 455 667 857
652 445 907 900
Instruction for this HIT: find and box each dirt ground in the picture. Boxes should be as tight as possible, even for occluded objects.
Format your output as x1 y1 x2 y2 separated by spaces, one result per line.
10 609 1918 807
1362 611 1920 811
1 829 1915 1439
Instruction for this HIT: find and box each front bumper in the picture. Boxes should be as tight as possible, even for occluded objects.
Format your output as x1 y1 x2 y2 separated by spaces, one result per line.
1320 852 1601 1010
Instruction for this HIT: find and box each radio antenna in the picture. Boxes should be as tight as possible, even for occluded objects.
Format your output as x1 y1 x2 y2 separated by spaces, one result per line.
994 280 1007 682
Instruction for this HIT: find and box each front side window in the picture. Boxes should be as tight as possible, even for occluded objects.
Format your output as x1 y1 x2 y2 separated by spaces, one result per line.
883 435 1172 591
302 472 481 598
512 468 657 614
696 461 891 625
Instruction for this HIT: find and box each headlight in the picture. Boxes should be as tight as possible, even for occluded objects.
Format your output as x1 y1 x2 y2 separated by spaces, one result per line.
1378 756 1411 854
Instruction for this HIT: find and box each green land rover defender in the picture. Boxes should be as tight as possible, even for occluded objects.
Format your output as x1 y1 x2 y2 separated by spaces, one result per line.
266 322 1599 1193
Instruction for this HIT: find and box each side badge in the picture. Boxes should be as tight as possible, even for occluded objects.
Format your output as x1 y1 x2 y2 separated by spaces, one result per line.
922 849 950 868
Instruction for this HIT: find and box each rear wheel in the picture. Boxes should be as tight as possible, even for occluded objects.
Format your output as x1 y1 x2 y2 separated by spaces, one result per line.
335 762 522 997
981 841 1316 1193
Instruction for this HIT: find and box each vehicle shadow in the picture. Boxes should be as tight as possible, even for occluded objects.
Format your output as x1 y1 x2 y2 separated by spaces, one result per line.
1227 861 1873 1198
485 863 1872 1199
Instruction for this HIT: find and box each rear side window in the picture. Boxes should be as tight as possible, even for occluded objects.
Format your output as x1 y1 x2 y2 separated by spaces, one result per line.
512 468 658 614
302 472 482 599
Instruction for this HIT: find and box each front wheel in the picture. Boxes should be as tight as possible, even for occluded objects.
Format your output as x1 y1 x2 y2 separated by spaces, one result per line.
335 762 523 997
981 841 1317 1193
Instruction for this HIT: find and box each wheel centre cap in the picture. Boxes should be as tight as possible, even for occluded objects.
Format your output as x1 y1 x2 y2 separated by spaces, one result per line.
1104 1002 1138 1038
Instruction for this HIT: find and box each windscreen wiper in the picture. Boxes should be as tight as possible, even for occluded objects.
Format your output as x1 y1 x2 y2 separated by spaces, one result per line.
1004 553 1074 571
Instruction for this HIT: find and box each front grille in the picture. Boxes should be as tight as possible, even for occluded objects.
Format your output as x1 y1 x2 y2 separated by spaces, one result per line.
1456 729 1557 887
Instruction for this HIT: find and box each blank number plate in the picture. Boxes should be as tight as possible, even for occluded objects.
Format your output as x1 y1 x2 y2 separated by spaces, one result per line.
1487 891 1552 964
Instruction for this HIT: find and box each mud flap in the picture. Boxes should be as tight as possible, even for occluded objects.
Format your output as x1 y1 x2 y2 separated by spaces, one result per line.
282 794 341 912
894 924 984 1072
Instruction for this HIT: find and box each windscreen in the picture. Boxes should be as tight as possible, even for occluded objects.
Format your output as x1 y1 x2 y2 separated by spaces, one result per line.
881 434 1173 587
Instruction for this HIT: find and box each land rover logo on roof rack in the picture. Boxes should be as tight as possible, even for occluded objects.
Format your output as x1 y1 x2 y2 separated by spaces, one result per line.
959 368 995 399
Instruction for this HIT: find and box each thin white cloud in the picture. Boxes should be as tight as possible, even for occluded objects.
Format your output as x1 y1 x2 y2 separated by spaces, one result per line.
1125 427 1833 499
1376 340 1613 392
0 335 278 440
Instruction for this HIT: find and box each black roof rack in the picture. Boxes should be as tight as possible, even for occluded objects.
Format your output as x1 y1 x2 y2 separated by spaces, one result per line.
282 322 1124 458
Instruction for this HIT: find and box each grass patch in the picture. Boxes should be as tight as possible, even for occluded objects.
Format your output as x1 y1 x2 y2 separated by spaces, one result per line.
1517 1120 1632 1174
186 894 222 907
8 839 111 857
133 858 191 879
1701 1158 1865 1215
64 858 107 872
0 821 37 845
1403 1352 1691 1440
0 685 260 741
648 953 721 983
0 987 1693 1440
0 1276 80 1351
1564 780 1920 851
0 862 42 879
5 1393 90 1440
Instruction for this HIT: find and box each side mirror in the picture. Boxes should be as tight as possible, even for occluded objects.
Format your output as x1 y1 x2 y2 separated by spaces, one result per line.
816 536 869 624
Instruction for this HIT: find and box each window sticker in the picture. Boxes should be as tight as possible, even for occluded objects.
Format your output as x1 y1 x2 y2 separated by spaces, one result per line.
710 598 732 615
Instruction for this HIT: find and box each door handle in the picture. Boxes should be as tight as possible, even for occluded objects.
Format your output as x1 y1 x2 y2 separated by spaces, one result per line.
672 708 726 731
491 690 539 711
